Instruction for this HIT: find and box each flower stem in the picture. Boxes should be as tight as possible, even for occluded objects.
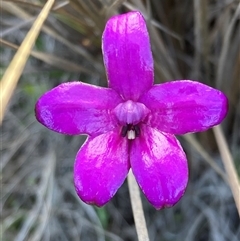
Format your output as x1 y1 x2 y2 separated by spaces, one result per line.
128 170 150 241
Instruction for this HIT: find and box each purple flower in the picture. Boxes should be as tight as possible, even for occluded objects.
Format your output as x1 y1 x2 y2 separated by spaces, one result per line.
35 11 228 209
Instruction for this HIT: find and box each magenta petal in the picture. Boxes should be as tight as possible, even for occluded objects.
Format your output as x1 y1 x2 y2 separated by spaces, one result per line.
130 125 188 209
140 80 228 134
35 82 122 136
74 130 129 206
102 11 154 101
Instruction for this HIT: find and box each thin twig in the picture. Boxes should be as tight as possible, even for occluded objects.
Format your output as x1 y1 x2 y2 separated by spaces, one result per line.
213 125 240 216
128 170 150 241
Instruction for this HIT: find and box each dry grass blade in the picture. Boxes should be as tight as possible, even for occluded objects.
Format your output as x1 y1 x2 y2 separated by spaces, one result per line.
2 1 99 66
53 1 69 11
216 3 240 89
183 134 228 182
185 213 204 240
0 0 55 124
14 150 56 241
0 17 35 38
1 1 34 19
213 125 240 216
104 0 126 18
124 1 182 41
0 39 96 75
123 1 182 80
28 153 55 241
193 0 209 81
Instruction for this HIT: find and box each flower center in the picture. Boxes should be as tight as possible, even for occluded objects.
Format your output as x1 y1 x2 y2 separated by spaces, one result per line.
121 124 140 139
113 100 149 139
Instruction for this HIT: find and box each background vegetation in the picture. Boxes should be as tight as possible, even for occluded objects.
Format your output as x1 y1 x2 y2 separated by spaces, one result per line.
1 0 239 240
